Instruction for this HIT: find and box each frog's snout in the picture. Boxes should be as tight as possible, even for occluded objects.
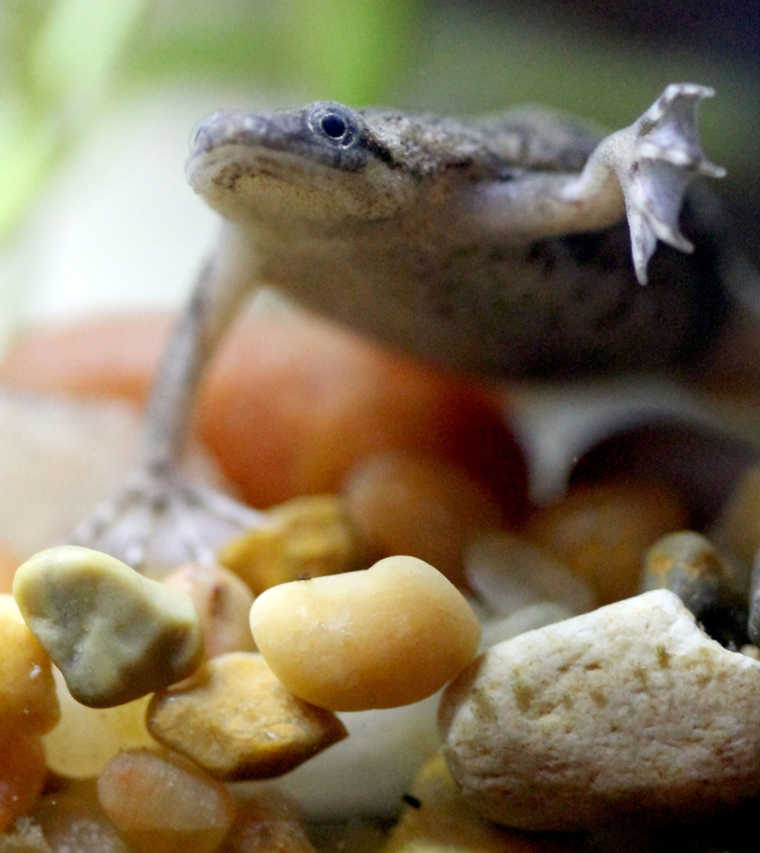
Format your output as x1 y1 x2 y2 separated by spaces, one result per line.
188 111 274 158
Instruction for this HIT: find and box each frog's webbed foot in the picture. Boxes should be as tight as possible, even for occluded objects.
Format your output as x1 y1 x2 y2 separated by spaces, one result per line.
613 83 725 283
69 466 263 570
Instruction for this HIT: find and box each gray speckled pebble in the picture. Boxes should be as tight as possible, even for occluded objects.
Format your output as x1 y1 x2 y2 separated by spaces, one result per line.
13 546 203 707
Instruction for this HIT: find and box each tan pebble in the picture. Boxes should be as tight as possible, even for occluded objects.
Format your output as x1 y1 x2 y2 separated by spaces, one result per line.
164 562 255 659
220 495 366 594
0 594 59 734
97 748 237 853
441 590 760 830
43 667 157 779
148 652 347 779
524 479 689 603
0 733 47 833
13 546 203 706
220 788 315 852
344 451 503 586
31 780 129 852
250 555 481 710
741 644 760 660
384 753 582 852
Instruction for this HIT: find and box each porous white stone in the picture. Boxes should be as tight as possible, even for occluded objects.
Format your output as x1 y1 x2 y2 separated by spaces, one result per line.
440 589 760 830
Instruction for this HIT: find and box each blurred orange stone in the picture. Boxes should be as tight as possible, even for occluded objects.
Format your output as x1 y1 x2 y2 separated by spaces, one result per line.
0 310 527 516
0 313 170 404
523 479 690 604
344 451 504 586
0 733 47 832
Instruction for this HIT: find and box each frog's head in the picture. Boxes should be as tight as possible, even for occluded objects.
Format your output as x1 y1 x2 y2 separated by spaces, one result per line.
186 101 420 229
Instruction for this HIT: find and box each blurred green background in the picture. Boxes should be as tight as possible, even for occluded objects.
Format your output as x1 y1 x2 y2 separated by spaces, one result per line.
1 0 758 333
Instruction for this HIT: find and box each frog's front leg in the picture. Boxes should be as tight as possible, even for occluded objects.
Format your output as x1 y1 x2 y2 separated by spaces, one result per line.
71 234 263 569
465 83 723 283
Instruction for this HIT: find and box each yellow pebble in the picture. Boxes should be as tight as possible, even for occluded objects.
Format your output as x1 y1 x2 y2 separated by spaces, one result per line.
147 651 347 779
250 556 481 711
0 594 58 734
384 753 581 852
219 495 366 594
43 668 157 779
524 479 689 604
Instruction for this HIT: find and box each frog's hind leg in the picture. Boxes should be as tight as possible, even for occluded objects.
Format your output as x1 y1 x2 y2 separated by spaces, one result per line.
70 466 264 569
569 83 725 284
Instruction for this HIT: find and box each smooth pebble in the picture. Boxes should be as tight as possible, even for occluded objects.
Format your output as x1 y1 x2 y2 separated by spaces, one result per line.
524 479 689 603
250 555 480 710
97 748 237 853
441 589 760 830
43 667 157 779
0 594 59 734
0 734 47 833
344 450 503 586
13 546 203 706
163 562 255 659
220 788 316 852
384 753 582 852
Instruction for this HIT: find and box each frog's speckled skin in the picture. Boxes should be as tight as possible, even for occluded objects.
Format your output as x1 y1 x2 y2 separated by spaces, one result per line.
72 84 734 567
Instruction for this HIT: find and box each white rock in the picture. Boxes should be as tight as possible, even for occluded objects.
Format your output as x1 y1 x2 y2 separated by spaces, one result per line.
465 532 595 617
440 589 760 830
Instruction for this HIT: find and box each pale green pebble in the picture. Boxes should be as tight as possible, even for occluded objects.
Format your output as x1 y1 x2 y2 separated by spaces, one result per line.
12 546 203 707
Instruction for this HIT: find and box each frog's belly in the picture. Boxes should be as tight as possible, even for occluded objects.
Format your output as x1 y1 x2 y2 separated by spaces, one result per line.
268 222 725 379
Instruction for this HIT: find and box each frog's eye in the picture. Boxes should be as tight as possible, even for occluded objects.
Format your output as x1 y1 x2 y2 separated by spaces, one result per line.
309 105 358 147
321 113 348 139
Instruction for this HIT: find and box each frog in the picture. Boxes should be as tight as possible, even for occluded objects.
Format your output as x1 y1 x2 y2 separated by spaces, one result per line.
71 82 735 569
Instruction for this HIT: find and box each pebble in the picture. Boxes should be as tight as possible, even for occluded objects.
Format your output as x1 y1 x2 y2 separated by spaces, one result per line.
147 651 347 780
220 495 367 594
523 479 689 603
97 748 237 853
384 753 582 852
13 546 204 706
220 788 315 852
250 555 480 710
0 817 50 852
31 780 129 852
0 733 47 833
343 451 503 587
235 693 442 820
641 531 746 645
441 589 760 830
465 532 595 617
0 594 59 734
163 562 255 659
43 667 157 779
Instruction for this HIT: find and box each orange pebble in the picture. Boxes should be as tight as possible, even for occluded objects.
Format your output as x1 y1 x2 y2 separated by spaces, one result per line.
523 479 689 604
0 733 47 832
0 311 527 515
97 748 236 853
344 451 504 586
